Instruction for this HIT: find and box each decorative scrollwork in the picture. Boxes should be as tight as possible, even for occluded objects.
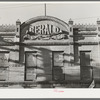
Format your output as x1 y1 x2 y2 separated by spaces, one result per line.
24 31 69 40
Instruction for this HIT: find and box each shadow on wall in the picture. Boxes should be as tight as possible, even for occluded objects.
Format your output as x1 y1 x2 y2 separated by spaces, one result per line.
0 36 82 88
28 47 52 88
0 44 80 80
0 46 19 52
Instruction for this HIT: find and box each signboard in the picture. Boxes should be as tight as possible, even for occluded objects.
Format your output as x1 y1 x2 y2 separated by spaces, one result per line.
28 24 61 35
23 20 69 40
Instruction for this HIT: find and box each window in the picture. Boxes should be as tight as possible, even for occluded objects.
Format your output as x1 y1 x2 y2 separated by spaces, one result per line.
80 51 92 81
98 27 100 31
53 51 64 67
25 51 37 81
52 51 65 81
26 52 37 67
70 27 72 32
17 28 19 32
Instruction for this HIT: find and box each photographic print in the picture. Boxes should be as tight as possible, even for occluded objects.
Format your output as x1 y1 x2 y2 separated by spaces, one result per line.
0 1 100 89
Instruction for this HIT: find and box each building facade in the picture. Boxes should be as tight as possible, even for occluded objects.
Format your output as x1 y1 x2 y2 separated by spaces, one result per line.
0 16 100 88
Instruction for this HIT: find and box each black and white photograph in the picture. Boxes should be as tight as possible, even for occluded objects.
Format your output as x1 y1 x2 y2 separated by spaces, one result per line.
0 1 100 89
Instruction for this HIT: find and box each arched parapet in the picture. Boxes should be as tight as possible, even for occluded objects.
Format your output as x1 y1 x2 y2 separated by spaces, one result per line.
20 16 70 42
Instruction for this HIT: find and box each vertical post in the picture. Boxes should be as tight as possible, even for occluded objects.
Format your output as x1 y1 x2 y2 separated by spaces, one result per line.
45 3 46 16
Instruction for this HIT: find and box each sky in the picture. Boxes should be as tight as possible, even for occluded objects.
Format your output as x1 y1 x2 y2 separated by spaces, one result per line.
0 2 100 25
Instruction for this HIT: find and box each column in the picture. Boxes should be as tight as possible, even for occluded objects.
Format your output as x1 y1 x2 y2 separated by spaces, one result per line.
68 18 74 66
15 19 21 63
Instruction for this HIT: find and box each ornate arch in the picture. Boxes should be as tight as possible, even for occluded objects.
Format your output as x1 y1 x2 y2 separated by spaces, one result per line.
21 16 69 30
20 16 69 41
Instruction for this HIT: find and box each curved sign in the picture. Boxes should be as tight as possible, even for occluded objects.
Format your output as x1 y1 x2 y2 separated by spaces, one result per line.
21 16 69 41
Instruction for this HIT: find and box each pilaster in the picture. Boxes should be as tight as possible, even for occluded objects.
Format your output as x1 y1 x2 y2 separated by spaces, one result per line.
68 18 74 66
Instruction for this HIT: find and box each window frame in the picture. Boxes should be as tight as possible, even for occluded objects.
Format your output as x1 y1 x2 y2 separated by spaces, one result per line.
52 51 65 81
25 51 37 81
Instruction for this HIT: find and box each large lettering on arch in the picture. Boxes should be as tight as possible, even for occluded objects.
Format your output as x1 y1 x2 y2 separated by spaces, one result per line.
29 24 61 35
22 16 69 41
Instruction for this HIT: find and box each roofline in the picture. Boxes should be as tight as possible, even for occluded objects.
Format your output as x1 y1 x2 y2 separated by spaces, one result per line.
21 16 69 31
